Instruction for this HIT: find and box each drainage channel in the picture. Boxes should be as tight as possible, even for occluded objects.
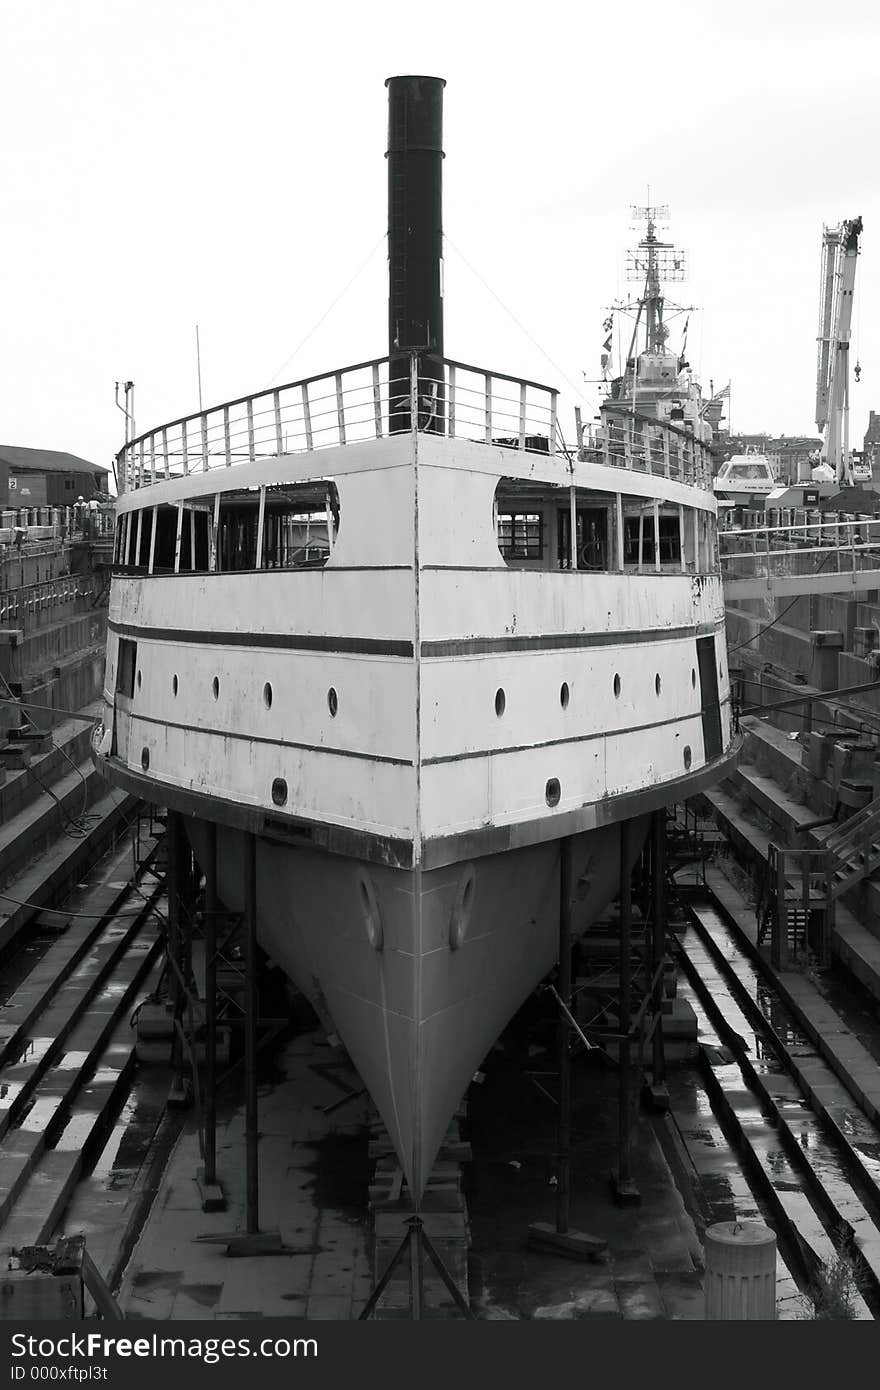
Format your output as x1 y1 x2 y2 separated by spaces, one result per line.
0 829 167 1259
676 898 880 1317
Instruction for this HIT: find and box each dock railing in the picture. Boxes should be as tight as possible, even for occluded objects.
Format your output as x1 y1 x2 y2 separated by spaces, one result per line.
115 353 714 493
719 515 880 589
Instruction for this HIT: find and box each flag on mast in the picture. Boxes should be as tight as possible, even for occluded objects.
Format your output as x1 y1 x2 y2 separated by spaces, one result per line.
600 313 614 376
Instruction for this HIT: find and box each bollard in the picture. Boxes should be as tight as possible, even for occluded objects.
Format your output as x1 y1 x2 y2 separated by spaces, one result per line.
704 1221 776 1320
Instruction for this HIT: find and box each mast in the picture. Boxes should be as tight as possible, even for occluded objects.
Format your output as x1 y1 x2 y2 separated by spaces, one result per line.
626 204 686 357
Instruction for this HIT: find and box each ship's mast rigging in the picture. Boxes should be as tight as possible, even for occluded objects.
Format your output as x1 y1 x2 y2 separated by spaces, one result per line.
624 204 688 359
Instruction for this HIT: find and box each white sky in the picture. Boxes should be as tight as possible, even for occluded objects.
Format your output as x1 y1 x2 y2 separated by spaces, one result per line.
2 0 879 480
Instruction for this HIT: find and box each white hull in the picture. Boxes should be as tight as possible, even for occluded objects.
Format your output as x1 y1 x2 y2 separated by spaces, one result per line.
184 815 648 1197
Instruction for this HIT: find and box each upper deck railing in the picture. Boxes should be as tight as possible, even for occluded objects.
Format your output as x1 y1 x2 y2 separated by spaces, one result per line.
116 354 714 493
579 406 714 491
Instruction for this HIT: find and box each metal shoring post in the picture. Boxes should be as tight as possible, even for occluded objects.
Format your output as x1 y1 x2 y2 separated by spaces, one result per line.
244 831 259 1235
613 817 640 1204
167 812 188 1107
527 837 607 1260
408 1216 424 1320
649 811 668 1109
196 820 225 1212
556 835 573 1234
205 821 217 1182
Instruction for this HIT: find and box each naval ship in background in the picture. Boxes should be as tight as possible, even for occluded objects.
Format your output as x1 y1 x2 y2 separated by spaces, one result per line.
92 77 736 1199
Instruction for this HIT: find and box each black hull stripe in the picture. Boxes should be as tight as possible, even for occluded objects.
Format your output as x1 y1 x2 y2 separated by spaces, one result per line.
422 700 730 764
108 700 727 767
109 620 413 658
127 709 414 766
421 623 718 657
109 619 720 658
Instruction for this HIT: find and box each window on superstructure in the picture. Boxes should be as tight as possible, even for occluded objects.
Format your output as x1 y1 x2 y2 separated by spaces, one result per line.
623 515 654 566
137 509 154 568
658 516 681 564
497 512 543 560
262 482 334 569
178 507 210 572
217 497 259 571
623 511 683 568
152 505 179 573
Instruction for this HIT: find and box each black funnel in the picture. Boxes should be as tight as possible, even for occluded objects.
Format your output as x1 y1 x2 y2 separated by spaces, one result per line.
386 75 445 432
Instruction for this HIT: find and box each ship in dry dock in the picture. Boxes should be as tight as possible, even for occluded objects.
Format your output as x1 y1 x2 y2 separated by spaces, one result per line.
92 76 737 1200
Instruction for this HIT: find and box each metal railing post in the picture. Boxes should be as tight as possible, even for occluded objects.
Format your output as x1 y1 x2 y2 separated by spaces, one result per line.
246 399 255 461
335 371 346 446
371 363 383 438
302 384 313 450
484 373 492 443
411 354 420 433
273 390 283 455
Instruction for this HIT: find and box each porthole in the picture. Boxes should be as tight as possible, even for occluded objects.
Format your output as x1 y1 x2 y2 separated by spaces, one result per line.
613 673 621 698
263 682 273 709
683 745 693 770
172 674 179 697
328 687 338 717
495 688 506 717
560 682 570 709
691 668 696 689
655 673 661 696
545 778 561 807
141 747 150 772
212 676 220 700
271 777 288 806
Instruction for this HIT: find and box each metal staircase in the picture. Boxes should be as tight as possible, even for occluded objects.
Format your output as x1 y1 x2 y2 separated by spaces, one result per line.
757 796 880 967
821 794 880 901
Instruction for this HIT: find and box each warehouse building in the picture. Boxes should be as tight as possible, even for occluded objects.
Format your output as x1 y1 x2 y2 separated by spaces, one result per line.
0 444 110 508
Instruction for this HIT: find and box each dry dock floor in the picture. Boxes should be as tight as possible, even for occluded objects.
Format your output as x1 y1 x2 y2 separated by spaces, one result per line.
103 1028 727 1321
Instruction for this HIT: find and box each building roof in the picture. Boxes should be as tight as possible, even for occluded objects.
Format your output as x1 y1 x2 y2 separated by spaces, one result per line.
0 444 109 475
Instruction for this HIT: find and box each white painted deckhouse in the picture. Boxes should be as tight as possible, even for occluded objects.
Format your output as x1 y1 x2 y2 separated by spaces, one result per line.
93 77 737 1199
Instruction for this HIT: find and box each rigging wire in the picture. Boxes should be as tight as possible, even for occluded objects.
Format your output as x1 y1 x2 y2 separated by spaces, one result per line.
443 234 587 403
0 674 97 836
264 233 386 388
726 547 835 654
